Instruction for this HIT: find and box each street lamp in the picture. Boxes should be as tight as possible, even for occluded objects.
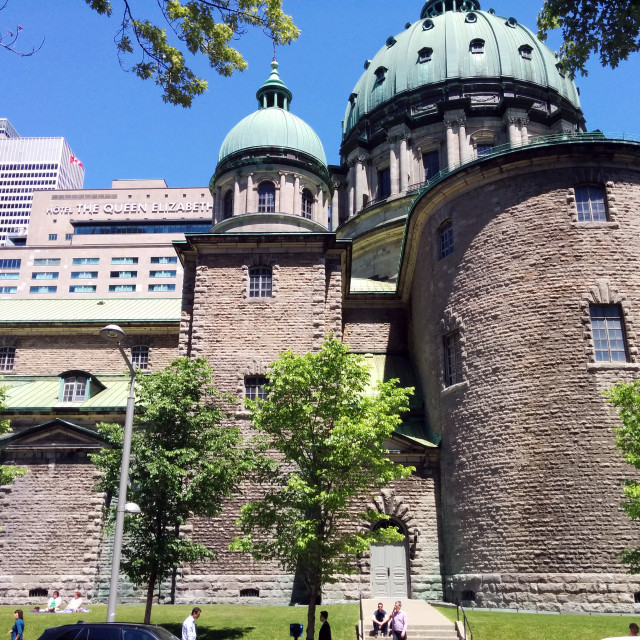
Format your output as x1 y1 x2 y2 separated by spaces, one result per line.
100 324 137 623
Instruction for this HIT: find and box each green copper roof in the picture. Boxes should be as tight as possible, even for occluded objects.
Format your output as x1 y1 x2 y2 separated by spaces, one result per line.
0 298 181 323
343 3 581 135
218 61 327 166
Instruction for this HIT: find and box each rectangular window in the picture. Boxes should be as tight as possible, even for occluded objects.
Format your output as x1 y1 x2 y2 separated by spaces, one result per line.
0 286 17 293
131 345 150 370
0 259 21 269
48 234 57 241
69 285 97 293
111 257 139 264
32 272 59 280
72 257 99 265
590 304 628 362
378 168 391 198
29 285 57 293
109 284 136 292
477 144 493 157
249 267 272 298
0 347 15 371
0 272 19 279
245 376 267 401
438 220 454 259
444 330 463 387
149 270 176 278
33 258 60 266
148 284 176 292
65 234 73 241
150 256 177 264
71 271 98 279
422 150 440 181
110 271 137 278
575 185 607 222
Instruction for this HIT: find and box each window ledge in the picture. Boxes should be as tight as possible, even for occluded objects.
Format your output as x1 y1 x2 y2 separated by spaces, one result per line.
441 380 469 395
571 221 619 229
587 362 640 372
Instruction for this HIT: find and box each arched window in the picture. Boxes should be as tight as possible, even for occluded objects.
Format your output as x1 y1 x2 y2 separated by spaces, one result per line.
249 266 272 298
258 182 275 213
223 190 233 219
131 345 150 370
302 189 313 219
575 185 607 222
438 219 454 258
62 376 88 403
0 346 15 371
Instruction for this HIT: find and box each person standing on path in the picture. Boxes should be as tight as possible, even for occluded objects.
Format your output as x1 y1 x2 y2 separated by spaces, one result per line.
388 601 407 640
9 610 24 640
182 607 201 640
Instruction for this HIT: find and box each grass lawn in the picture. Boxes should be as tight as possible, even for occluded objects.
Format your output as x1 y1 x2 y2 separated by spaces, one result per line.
0 604 359 640
434 605 638 640
3 604 639 640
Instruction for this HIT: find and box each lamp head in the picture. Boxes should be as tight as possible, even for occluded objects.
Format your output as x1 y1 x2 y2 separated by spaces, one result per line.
100 324 126 344
124 502 141 514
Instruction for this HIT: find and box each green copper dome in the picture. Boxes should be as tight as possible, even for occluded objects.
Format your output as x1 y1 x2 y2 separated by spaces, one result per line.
218 61 327 165
343 0 581 135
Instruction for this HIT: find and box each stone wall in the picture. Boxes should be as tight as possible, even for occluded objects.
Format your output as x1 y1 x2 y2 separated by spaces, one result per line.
3 331 178 376
343 307 408 353
0 453 105 605
407 147 640 611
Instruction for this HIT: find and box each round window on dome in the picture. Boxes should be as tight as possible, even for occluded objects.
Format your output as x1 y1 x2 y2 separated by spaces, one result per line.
488 8 495 14
405 22 412 29
506 17 518 27
422 19 434 30
364 60 371 70
386 36 397 47
465 13 477 23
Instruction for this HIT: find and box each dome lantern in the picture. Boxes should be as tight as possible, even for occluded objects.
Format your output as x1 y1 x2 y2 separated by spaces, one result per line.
421 0 481 18
256 59 293 110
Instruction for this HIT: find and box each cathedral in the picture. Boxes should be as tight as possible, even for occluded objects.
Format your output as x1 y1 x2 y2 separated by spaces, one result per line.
2 0 640 613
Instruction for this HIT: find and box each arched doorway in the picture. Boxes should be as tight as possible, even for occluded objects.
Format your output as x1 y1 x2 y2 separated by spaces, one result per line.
370 519 409 599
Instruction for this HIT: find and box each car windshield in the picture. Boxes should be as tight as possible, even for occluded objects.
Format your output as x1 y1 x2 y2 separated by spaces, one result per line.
148 628 179 640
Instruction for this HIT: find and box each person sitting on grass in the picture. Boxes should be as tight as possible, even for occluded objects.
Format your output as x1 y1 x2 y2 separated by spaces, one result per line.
65 591 84 612
46 591 62 612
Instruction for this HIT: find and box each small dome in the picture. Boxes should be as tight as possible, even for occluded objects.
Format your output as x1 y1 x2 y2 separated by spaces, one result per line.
343 1 581 135
218 61 327 166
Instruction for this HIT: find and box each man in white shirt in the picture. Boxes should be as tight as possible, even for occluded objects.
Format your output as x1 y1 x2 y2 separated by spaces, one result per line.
182 607 201 640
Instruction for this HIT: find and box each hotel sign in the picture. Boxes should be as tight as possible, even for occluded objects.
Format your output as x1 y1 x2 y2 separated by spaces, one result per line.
46 201 213 215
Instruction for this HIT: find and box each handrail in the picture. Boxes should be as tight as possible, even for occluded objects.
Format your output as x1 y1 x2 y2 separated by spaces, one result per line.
356 131 640 216
456 604 473 640
357 593 364 640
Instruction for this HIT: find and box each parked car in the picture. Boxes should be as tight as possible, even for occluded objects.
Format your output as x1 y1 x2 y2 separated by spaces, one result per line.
36 623 180 640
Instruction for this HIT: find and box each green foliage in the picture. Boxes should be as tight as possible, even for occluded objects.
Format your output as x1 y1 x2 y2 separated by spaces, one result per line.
0 385 27 487
232 337 414 640
84 0 299 107
91 356 255 617
537 1 640 78
605 379 640 572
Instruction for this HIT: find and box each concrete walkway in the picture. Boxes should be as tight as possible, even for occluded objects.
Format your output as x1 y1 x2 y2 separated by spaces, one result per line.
360 599 459 640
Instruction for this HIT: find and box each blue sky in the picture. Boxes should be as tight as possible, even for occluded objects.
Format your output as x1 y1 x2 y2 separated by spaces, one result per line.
2 1 638 189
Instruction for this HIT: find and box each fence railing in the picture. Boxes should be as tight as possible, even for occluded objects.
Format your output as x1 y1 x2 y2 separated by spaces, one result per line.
456 604 473 640
357 131 640 216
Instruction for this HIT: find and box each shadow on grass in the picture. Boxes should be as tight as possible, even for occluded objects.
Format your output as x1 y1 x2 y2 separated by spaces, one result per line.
163 624 256 640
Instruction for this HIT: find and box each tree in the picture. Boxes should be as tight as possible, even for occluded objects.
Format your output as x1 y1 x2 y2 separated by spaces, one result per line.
605 379 640 571
231 337 415 640
0 385 27 486
537 1 640 78
0 1 44 58
92 356 254 623
85 0 299 107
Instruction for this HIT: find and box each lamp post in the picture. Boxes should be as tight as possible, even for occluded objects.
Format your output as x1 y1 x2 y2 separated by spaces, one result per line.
100 324 136 623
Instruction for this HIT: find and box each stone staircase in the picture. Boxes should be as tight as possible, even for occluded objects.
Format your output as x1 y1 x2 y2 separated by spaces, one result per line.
359 599 460 640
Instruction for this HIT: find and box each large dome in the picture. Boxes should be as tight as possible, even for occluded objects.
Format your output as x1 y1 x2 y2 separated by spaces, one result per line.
218 61 327 166
343 0 581 135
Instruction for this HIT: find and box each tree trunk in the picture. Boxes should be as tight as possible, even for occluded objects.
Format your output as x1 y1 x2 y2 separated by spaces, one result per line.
144 571 157 624
306 583 321 640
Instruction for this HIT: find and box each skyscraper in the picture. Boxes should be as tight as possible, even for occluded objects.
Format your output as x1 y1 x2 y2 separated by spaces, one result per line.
0 118 84 245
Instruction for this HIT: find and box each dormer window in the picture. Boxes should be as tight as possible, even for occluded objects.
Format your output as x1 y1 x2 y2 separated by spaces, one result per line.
556 63 566 78
62 376 88 403
58 370 105 404
374 66 387 86
418 47 433 63
470 39 484 54
519 45 533 60
349 92 358 105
